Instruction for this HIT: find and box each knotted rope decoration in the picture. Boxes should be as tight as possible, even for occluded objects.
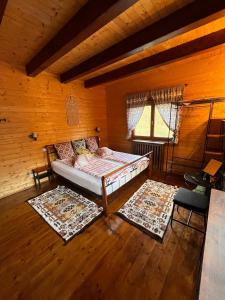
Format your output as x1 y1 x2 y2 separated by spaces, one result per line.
65 95 79 126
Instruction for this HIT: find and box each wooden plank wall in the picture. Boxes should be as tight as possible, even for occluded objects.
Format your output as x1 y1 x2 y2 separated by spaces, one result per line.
0 61 107 198
105 46 225 171
1 44 225 198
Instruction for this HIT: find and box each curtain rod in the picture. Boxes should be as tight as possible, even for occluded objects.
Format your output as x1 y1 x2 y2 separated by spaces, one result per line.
126 84 187 98
177 97 225 106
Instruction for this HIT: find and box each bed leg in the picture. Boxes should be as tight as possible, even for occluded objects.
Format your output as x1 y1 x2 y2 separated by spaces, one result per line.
148 152 153 177
102 194 108 216
101 177 108 216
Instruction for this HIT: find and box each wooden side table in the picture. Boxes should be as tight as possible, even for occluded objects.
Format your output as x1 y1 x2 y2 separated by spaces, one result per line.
32 165 53 190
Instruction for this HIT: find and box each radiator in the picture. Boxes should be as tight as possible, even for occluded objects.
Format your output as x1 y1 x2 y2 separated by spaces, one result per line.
133 140 166 170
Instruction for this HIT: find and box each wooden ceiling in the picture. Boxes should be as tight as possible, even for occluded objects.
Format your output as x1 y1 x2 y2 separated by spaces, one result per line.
0 0 87 66
48 0 192 75
0 0 225 87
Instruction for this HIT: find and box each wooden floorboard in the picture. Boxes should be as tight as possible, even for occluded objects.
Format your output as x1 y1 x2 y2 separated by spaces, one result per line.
0 171 203 300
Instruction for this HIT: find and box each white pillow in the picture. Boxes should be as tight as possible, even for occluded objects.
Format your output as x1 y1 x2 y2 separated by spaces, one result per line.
96 147 113 157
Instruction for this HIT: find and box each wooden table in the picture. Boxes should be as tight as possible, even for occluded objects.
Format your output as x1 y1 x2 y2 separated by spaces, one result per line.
199 189 225 300
32 165 52 189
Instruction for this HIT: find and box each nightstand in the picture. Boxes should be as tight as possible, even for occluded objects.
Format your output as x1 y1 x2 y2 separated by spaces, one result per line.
32 165 53 189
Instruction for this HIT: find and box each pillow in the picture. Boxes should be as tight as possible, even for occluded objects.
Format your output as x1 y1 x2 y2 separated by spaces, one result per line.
54 142 75 160
57 157 76 166
85 136 99 153
71 139 86 154
96 147 113 157
76 148 92 155
74 154 91 168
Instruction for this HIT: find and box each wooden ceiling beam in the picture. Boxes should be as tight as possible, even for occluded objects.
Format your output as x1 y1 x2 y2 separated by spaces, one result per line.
84 28 225 88
0 0 8 24
61 0 225 83
26 0 138 76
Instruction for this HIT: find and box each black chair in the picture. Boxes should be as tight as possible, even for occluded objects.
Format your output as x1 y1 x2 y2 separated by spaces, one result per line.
171 188 209 233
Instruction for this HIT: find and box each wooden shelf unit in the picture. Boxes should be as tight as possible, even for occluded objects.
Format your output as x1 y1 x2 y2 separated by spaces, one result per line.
167 98 225 175
203 117 225 165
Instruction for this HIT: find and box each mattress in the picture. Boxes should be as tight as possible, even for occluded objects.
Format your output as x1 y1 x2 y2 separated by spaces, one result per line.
51 157 149 196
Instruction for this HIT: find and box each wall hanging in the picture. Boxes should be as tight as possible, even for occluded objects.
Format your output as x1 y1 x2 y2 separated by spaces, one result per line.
65 95 79 126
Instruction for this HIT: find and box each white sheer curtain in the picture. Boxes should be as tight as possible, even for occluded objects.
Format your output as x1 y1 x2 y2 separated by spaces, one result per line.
150 86 184 142
155 103 177 131
126 92 149 138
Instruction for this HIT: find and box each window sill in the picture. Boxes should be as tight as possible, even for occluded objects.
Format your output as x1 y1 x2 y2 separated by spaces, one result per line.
131 137 173 144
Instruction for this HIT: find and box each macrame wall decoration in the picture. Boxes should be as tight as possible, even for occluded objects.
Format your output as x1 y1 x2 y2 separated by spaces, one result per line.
65 95 79 126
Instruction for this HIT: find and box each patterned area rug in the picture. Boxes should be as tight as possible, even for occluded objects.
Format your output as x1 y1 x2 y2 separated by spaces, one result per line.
116 180 178 241
28 186 103 242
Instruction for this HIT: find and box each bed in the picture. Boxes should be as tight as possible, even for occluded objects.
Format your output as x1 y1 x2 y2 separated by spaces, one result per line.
45 137 153 215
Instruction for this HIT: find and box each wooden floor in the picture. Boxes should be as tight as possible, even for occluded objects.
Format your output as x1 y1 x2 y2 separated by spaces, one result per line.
0 171 204 300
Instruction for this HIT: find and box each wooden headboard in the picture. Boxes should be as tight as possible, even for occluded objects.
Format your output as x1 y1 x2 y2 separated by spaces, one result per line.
45 136 101 166
45 144 58 166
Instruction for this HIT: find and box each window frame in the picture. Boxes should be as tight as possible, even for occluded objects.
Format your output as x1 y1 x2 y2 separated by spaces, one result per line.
132 102 173 141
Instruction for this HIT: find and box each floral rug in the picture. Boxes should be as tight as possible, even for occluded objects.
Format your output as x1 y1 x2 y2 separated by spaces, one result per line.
116 180 178 241
28 186 103 242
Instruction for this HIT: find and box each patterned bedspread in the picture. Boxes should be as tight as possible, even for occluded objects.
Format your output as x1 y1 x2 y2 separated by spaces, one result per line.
77 153 149 186
77 157 119 178
106 151 142 164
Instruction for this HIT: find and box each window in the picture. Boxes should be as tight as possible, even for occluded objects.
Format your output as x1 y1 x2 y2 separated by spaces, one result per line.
134 103 173 139
134 105 151 136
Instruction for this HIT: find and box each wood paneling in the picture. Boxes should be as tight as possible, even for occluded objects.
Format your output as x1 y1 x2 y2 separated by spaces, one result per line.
0 61 107 199
105 46 225 170
1 0 225 86
0 0 191 70
26 0 139 76
0 172 203 300
84 29 225 87
62 1 225 83
0 0 88 65
48 0 192 75
82 16 225 81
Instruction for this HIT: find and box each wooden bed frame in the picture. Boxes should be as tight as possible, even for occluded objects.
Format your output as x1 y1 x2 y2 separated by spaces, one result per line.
45 137 153 216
